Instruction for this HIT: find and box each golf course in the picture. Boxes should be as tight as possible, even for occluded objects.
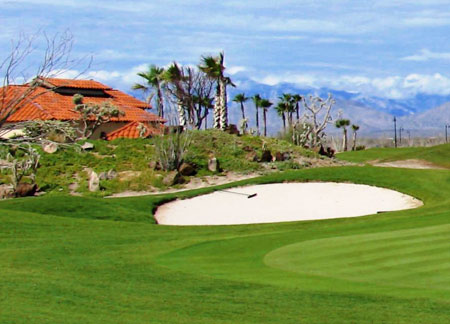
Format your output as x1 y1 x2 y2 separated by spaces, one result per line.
1 146 450 323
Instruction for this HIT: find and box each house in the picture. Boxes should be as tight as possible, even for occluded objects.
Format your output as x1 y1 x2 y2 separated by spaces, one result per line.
0 77 165 139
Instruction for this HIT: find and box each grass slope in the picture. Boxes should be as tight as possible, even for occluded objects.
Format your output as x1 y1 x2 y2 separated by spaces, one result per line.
1 166 450 323
337 143 450 168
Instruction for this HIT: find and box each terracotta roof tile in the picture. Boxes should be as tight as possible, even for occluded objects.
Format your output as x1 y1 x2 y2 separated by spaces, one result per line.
106 121 164 140
38 77 111 90
1 79 165 124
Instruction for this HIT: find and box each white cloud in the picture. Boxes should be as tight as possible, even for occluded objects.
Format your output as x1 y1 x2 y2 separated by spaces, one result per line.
401 49 450 61
253 72 450 99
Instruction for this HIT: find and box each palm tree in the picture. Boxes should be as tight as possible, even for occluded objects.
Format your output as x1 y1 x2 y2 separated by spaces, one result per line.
260 98 273 137
351 124 360 151
233 93 249 120
280 93 295 126
335 119 351 151
251 94 262 135
275 102 287 131
133 65 165 118
164 63 186 127
292 94 303 121
199 52 234 130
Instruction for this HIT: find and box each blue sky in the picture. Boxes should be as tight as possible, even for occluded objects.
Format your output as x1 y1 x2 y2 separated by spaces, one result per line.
2 0 450 99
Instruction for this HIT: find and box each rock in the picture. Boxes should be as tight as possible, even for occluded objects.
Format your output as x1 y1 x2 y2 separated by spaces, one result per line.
0 184 14 199
14 183 37 197
42 142 58 154
242 146 254 152
81 142 95 150
246 152 259 162
163 171 186 186
224 124 240 135
148 160 161 170
273 152 285 162
178 162 196 176
260 150 272 162
98 172 108 180
282 152 291 160
106 169 117 180
88 171 100 192
208 157 220 172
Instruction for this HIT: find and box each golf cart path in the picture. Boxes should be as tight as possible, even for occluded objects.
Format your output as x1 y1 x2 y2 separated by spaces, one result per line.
155 182 423 226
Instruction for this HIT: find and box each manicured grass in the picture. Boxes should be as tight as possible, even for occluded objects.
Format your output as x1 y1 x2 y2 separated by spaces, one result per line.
1 166 450 323
337 143 450 168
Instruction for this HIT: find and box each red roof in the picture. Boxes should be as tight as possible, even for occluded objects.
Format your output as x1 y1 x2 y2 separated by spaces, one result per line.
38 77 111 90
1 78 164 123
106 121 164 140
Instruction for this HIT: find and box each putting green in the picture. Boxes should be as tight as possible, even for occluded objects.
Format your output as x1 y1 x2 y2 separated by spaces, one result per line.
264 224 450 290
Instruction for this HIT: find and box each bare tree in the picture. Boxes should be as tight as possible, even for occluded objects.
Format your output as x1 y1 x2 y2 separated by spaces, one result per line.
301 94 335 147
0 30 91 128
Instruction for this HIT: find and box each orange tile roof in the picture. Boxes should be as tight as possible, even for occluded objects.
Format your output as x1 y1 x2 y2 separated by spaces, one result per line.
106 121 164 140
38 77 111 90
1 78 165 124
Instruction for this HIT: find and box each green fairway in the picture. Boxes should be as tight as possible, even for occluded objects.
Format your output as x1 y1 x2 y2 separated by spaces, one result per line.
337 143 450 168
1 166 450 323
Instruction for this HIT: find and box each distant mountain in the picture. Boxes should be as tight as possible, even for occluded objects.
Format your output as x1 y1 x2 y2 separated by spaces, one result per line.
228 77 450 137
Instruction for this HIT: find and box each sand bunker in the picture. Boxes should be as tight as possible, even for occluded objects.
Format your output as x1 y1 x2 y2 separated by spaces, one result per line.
155 182 422 226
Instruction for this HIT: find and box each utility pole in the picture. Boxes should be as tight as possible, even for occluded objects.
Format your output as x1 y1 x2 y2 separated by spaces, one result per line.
446 124 450 143
393 117 397 148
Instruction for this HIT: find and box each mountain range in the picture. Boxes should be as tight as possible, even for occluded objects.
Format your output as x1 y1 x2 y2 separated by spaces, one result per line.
227 77 450 137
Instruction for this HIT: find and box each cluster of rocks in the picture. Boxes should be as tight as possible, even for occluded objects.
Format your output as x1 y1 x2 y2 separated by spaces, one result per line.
88 169 117 192
244 147 292 163
0 183 38 199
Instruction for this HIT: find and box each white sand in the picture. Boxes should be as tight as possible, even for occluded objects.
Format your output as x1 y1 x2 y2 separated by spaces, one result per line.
155 182 423 226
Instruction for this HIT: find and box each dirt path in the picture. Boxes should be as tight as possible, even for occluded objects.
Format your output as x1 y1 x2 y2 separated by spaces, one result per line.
370 159 446 170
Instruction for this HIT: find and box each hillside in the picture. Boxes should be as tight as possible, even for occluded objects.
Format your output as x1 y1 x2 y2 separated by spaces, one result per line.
1 130 332 197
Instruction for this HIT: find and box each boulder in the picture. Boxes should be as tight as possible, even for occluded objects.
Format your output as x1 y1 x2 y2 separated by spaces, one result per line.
273 152 284 162
88 171 100 192
81 142 95 151
163 171 186 186
260 150 272 162
0 184 14 199
148 161 161 170
224 124 240 135
178 162 196 176
246 152 259 162
98 172 108 180
42 142 58 154
106 169 117 180
15 183 37 197
208 157 220 172
282 152 291 160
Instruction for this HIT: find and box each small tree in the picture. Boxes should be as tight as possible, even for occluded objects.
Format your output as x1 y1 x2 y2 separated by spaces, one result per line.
72 94 124 139
233 93 249 121
302 94 335 148
335 119 351 151
260 98 273 137
0 30 91 129
251 94 261 136
351 124 360 151
133 65 166 118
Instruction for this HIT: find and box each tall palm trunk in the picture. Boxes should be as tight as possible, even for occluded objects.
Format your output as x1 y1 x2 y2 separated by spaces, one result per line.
240 102 245 120
213 84 221 129
263 109 267 137
157 86 164 118
255 107 259 136
296 103 299 121
352 130 357 151
342 128 348 151
177 101 186 128
282 113 286 131
219 78 227 130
